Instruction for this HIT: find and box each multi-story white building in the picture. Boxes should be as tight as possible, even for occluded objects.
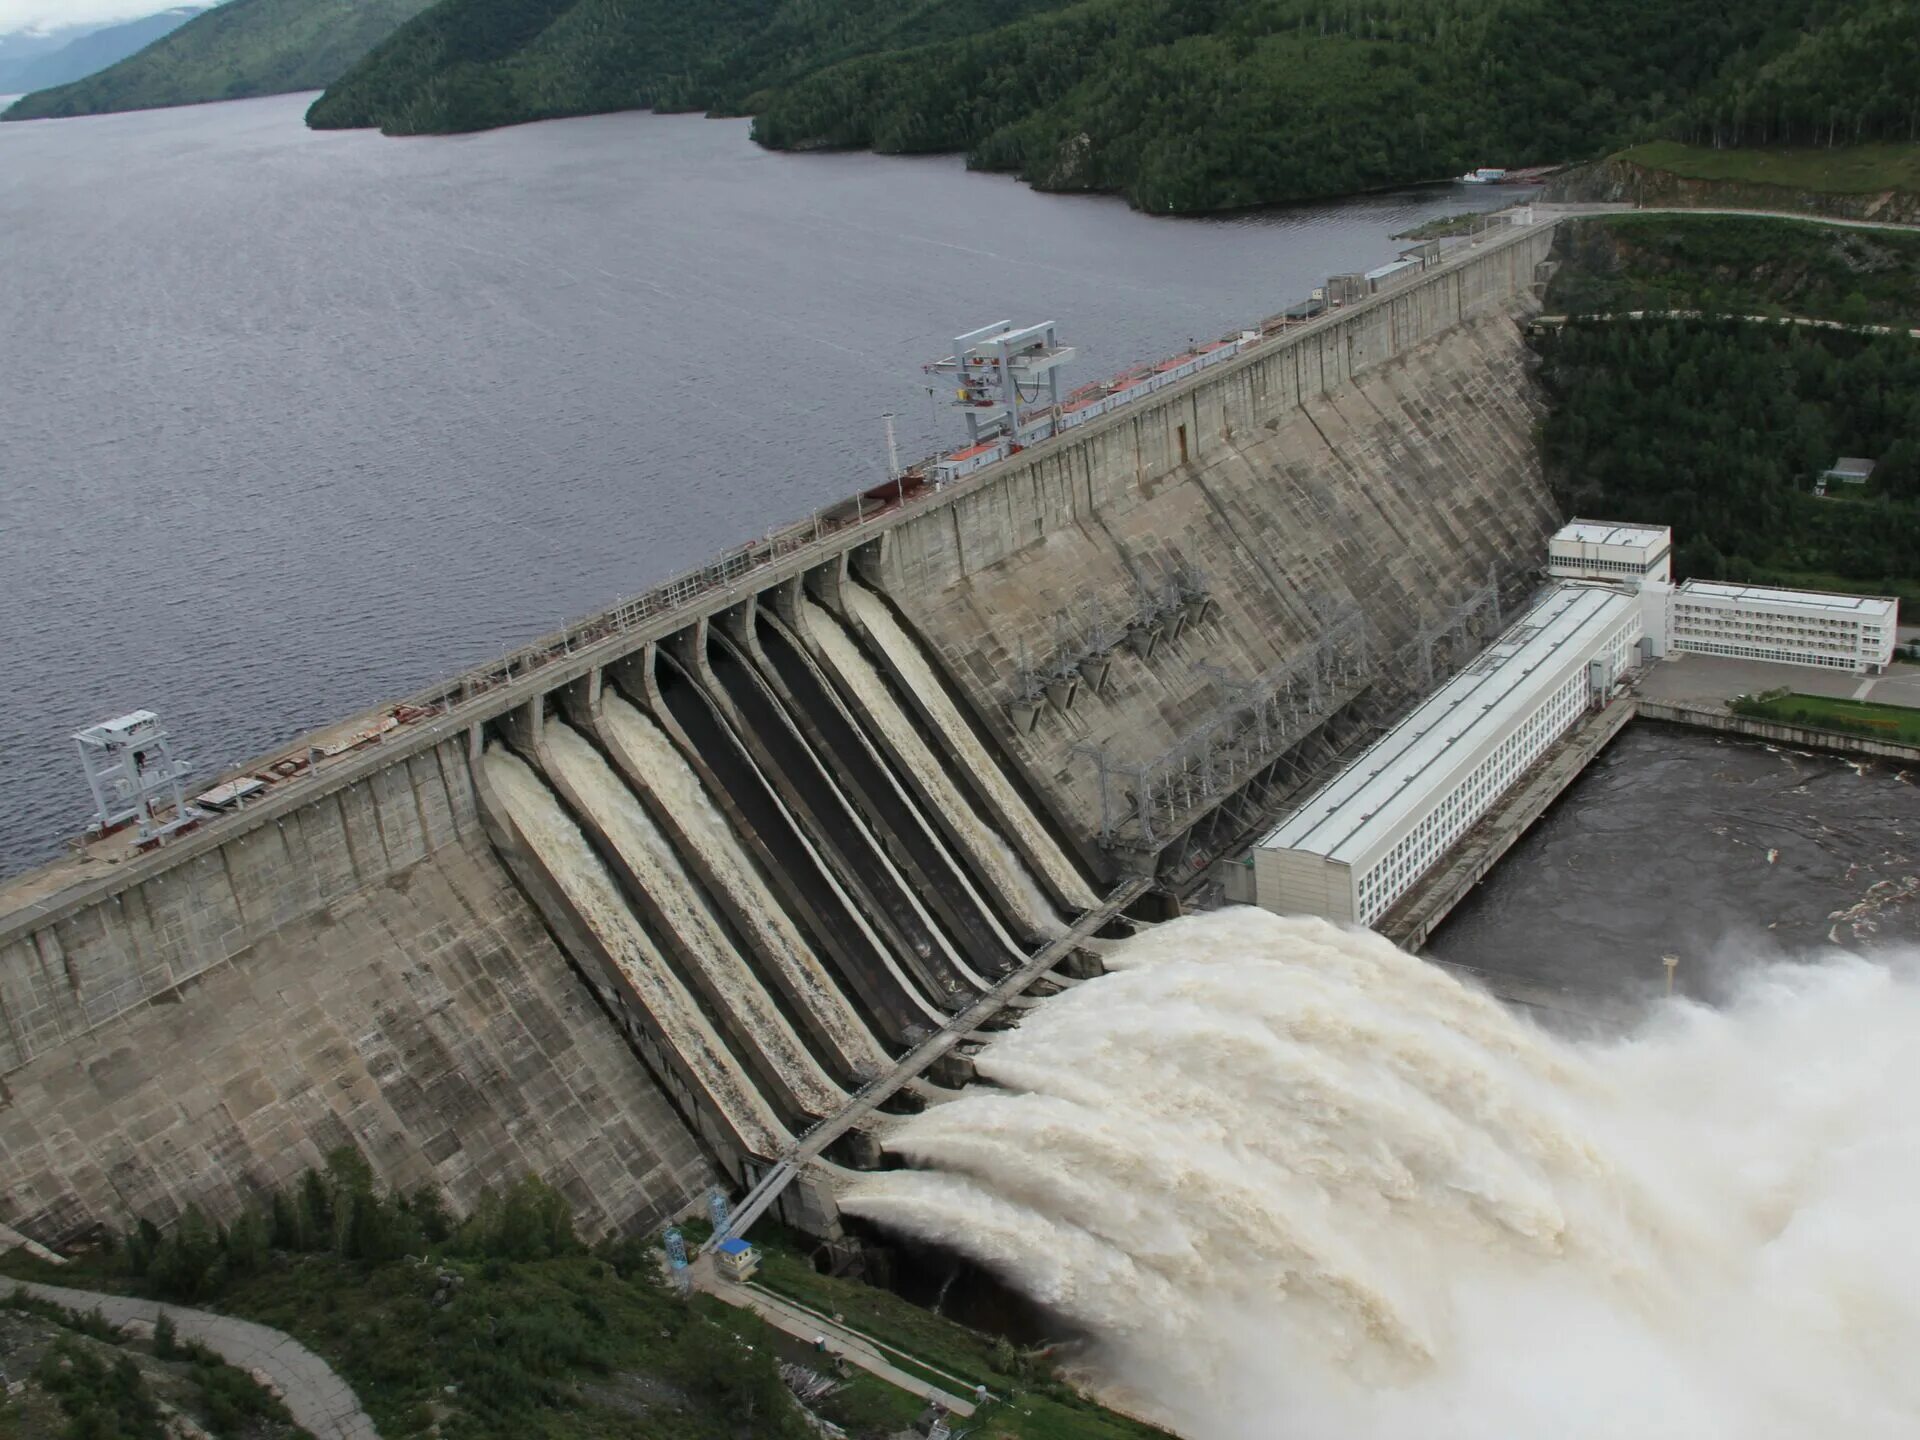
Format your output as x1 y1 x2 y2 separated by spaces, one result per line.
1548 520 1672 585
1242 584 1642 928
1668 581 1898 674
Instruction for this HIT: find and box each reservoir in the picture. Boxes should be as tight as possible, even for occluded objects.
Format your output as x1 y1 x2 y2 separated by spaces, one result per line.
0 92 1518 875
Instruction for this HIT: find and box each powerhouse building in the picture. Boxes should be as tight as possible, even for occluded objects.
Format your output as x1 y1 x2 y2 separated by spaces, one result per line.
1246 583 1642 927
1548 520 1672 585
1667 581 1897 674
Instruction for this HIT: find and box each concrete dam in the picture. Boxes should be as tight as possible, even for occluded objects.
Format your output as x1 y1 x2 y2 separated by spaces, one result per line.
0 222 1560 1249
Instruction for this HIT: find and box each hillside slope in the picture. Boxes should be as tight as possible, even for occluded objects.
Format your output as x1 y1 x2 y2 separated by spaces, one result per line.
0 9 205 95
3 0 434 121
304 0 1072 133
308 0 1920 212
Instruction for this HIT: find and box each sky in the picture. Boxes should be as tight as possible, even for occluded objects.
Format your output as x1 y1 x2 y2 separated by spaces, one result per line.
0 1 198 37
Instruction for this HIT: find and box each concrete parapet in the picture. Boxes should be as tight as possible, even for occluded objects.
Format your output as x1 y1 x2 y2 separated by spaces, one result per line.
1637 701 1920 764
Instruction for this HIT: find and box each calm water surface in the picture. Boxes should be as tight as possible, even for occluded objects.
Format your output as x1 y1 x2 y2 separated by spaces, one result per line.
1429 726 1920 1002
0 93 1523 874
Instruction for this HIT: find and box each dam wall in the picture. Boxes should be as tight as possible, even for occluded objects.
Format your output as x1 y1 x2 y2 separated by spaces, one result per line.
0 220 1560 1247
865 226 1561 866
0 734 709 1243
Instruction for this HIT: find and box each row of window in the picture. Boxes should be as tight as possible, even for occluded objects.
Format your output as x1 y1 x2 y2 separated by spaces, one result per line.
1673 605 1884 639
1673 623 1870 657
1354 621 1640 925
1552 555 1662 575
1673 639 1865 670
1351 622 1635 925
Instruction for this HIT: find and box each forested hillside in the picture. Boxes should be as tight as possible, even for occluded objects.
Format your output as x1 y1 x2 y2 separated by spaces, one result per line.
310 0 1920 211
1546 215 1920 329
2 0 434 121
304 0 1071 133
1538 319 1920 601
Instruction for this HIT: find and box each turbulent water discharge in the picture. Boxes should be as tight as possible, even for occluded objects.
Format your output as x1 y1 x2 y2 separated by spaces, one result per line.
847 907 1920 1439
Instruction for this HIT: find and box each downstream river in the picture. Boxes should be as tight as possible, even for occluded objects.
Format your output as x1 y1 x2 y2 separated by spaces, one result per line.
0 92 1521 875
1429 725 1920 1005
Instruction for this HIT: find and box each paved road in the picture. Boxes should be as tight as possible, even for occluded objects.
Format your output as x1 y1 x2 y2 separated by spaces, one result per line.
1641 652 1920 711
689 1255 980 1418
7 1280 379 1440
1534 201 1920 234
1535 309 1920 340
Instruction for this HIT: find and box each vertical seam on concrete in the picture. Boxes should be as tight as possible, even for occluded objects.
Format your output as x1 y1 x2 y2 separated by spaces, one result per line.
366 774 396 875
289 805 321 911
433 740 467 843
949 503 965 580
32 928 69 1050
217 841 249 936
276 817 304 917
0 960 22 1066
118 887 158 1003
405 753 435 859
333 790 362 885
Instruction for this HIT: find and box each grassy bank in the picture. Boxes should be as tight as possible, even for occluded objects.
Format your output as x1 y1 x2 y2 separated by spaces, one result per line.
1614 141 1920 195
1730 691 1920 744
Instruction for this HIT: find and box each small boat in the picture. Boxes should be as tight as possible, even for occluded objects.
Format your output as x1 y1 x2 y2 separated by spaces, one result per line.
1458 167 1508 184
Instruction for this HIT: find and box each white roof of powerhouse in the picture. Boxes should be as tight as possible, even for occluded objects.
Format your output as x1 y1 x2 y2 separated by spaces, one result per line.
1551 519 1670 551
1677 581 1895 620
1259 584 1637 866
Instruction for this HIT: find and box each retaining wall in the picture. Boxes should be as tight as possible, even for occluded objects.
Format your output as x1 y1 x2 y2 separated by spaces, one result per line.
1637 701 1920 764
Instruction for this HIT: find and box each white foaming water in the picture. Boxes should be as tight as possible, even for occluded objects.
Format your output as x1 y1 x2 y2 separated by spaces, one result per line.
844 907 1920 1439
599 693 892 1075
839 582 1098 912
803 595 1068 939
543 722 843 1116
482 745 784 1154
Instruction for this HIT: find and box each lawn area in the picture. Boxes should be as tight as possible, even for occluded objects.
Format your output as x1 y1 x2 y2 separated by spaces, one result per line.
1616 140 1920 195
2 1247 796 1440
1731 691 1920 744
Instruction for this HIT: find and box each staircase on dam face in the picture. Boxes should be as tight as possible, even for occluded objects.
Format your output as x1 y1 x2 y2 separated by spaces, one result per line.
474 569 1107 1234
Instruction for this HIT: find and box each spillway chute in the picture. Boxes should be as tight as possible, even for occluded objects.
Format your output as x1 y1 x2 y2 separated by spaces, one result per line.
480 743 786 1163
539 719 844 1121
840 579 1098 911
597 690 893 1080
796 595 1067 946
643 649 950 1036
